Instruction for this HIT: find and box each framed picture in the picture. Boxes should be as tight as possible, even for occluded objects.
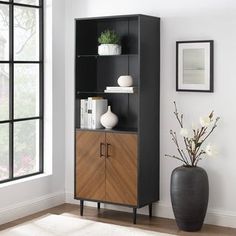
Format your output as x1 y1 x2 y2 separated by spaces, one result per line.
176 40 214 92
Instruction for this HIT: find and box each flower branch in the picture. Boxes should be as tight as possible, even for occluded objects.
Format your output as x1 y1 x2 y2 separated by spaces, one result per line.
165 102 220 167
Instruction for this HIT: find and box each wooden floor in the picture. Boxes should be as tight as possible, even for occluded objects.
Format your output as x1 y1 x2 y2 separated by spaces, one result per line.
0 204 236 235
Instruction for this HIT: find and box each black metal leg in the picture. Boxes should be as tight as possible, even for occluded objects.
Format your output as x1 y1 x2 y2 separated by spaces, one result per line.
133 208 137 224
80 200 84 216
97 202 100 209
149 204 152 218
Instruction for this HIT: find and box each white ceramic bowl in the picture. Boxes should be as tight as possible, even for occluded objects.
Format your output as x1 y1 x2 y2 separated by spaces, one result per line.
117 75 133 87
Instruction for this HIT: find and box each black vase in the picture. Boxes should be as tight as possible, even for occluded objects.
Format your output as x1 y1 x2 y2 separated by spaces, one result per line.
171 166 209 232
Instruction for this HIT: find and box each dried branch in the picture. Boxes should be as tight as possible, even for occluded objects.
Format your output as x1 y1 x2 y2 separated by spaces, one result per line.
181 149 189 165
166 102 220 167
184 137 193 164
170 130 188 164
173 102 193 163
165 154 188 165
173 101 183 128
202 117 220 143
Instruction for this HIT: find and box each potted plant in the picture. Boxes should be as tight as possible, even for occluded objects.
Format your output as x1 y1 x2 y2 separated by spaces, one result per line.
165 102 220 232
98 30 121 55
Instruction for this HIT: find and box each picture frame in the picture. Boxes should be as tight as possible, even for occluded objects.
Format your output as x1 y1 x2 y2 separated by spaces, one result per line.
176 40 214 92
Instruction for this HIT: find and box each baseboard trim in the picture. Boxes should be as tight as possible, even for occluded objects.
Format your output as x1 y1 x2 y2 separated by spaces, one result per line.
65 192 236 228
0 191 65 225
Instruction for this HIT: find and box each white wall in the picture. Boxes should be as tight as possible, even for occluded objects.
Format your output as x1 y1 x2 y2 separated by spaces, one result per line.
0 0 66 225
64 0 236 228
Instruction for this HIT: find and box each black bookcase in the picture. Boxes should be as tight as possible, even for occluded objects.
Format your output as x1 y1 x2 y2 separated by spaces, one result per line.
74 14 160 224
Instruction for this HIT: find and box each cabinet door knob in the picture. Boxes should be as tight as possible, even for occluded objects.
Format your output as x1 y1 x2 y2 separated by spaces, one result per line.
106 143 111 158
100 143 105 158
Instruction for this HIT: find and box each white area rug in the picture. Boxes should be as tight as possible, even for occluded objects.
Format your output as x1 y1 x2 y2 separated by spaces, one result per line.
0 214 176 236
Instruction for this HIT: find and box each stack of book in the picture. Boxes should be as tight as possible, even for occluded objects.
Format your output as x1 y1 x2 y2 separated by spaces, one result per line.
80 97 108 129
104 86 137 93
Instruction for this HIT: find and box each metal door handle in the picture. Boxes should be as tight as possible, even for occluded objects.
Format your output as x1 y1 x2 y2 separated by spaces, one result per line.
100 143 105 158
106 143 111 158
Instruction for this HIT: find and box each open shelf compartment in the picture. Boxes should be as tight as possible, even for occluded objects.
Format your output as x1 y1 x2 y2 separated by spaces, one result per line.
76 16 139 56
75 92 138 131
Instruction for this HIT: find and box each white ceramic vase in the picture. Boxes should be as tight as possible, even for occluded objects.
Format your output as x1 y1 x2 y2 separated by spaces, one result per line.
100 106 118 129
98 44 121 55
117 75 133 87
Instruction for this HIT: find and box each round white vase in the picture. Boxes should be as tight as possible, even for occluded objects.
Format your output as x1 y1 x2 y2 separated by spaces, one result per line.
98 44 121 55
100 106 118 129
117 75 133 87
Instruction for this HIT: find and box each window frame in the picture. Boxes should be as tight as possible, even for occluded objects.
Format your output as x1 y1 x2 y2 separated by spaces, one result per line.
0 0 44 183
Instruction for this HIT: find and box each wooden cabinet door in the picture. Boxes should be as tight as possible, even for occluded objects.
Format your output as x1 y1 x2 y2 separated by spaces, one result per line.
76 131 106 201
105 133 137 205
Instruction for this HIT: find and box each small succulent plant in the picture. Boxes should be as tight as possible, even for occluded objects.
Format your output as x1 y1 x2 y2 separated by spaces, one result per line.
98 30 120 45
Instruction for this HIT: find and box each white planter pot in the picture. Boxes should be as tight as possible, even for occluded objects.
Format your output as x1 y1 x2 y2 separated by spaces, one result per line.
100 106 118 129
117 75 133 87
98 44 121 55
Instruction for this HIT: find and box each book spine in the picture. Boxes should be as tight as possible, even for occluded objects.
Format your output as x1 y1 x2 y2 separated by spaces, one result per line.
84 100 88 128
91 100 96 129
87 97 93 129
80 99 85 128
80 99 88 128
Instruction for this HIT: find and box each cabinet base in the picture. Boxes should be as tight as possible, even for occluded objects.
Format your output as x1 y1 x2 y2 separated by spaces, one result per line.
79 200 153 224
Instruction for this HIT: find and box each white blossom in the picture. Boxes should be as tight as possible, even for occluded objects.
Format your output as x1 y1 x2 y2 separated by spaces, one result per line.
200 116 211 127
191 122 198 130
180 128 189 137
205 144 218 157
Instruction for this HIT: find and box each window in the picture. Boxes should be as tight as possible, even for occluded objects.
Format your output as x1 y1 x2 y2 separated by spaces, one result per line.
0 0 43 183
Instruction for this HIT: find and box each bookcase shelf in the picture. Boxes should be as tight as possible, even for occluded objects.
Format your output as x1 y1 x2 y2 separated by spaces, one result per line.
76 127 138 134
77 91 106 94
104 91 136 94
77 91 137 95
77 54 138 58
74 14 160 224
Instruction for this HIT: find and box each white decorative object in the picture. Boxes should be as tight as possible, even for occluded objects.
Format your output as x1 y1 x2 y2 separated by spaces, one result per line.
98 44 121 55
117 75 133 87
104 86 137 93
100 106 118 129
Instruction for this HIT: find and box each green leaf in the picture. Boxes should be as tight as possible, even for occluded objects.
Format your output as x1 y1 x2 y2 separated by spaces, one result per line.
98 30 120 44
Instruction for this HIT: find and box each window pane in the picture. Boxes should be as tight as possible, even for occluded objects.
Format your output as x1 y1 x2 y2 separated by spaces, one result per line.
14 6 39 61
14 0 39 6
14 64 39 119
14 119 39 177
0 4 9 61
0 124 9 181
0 64 9 120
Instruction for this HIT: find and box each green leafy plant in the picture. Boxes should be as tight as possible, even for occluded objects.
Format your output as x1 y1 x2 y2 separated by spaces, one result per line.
98 30 120 45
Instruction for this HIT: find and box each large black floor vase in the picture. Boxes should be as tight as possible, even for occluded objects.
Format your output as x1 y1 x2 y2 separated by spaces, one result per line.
171 166 209 232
